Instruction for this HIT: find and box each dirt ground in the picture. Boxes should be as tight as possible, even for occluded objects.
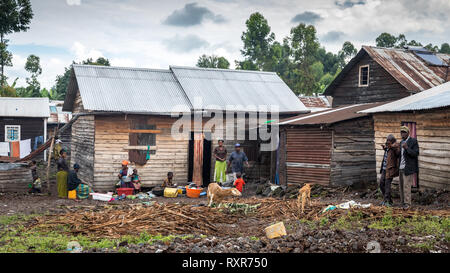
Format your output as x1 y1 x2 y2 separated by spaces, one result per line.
0 178 448 253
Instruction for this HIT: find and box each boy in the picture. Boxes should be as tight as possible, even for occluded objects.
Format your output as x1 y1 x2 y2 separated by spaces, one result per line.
233 172 245 193
131 169 142 193
162 172 176 187
31 174 42 193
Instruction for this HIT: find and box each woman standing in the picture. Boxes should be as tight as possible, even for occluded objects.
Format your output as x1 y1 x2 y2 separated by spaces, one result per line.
213 140 227 184
56 150 69 198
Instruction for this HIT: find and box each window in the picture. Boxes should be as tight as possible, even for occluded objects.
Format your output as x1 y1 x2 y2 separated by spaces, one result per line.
5 125 21 142
359 65 369 87
129 120 157 165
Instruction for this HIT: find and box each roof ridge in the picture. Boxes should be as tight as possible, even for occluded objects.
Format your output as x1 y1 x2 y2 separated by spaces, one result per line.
170 65 277 75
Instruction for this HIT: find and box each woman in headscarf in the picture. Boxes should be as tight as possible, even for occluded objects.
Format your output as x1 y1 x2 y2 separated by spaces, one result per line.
56 149 69 198
213 140 228 185
68 163 93 200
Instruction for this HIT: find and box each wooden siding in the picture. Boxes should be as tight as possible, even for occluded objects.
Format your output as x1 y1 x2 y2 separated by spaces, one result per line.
285 127 332 185
0 163 32 193
373 108 450 190
94 115 189 191
0 117 45 153
70 115 95 186
330 117 377 187
332 52 411 107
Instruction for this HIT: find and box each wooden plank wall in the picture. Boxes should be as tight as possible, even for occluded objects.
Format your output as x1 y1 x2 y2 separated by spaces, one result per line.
331 52 411 107
70 115 95 185
94 115 189 191
285 126 332 185
373 108 450 190
330 117 377 187
0 164 32 193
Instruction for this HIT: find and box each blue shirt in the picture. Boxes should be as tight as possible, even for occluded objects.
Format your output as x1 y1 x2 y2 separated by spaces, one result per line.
228 151 248 173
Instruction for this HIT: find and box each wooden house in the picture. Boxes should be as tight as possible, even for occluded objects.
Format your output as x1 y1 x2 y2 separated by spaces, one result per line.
47 100 72 153
361 82 450 190
0 98 49 160
324 46 450 107
63 65 307 191
276 103 384 188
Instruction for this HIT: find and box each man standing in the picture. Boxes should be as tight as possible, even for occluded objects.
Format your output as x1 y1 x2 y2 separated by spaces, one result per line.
399 126 419 210
228 143 249 181
379 135 400 207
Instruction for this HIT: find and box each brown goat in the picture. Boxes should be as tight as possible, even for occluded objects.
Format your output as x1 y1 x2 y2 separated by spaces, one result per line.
207 183 242 207
297 183 312 214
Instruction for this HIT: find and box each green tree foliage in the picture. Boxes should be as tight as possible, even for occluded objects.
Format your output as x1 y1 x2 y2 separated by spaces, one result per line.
0 77 18 97
236 12 275 70
53 57 111 100
375 32 449 54
196 54 230 69
338 41 357 67
0 0 34 86
440 43 450 54
24 54 42 97
375 32 398 48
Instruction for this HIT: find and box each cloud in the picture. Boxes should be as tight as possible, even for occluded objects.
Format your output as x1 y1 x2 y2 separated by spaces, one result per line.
71 42 104 62
335 0 366 9
321 31 346 42
163 34 209 53
291 11 322 24
66 0 81 6
163 2 226 27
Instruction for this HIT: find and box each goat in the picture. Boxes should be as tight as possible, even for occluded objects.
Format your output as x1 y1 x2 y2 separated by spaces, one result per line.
297 183 312 214
207 183 241 207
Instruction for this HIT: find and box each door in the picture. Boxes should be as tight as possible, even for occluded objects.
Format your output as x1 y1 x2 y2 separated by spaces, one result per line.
188 132 212 187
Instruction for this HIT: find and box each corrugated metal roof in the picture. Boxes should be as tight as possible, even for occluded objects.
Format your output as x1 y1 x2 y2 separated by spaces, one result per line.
71 65 192 114
170 66 308 113
361 81 450 113
298 96 330 109
279 102 385 126
324 46 450 96
364 46 449 92
0 97 50 118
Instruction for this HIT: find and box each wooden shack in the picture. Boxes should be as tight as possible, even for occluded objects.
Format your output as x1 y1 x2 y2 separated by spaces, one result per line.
324 46 450 107
63 65 307 191
277 103 384 187
0 163 32 193
361 82 450 190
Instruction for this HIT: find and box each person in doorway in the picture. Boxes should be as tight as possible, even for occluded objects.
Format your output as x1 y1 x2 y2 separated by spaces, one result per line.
213 139 228 185
233 172 245 193
399 126 419 210
379 134 400 207
227 143 249 181
56 149 69 198
68 163 93 200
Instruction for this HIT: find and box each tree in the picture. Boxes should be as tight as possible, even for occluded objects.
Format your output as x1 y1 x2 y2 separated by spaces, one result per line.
236 12 275 70
53 57 111 100
25 54 42 97
338 41 357 68
0 0 34 86
287 23 320 95
375 32 398 48
40 87 62 100
196 54 230 69
0 77 18 97
440 43 450 54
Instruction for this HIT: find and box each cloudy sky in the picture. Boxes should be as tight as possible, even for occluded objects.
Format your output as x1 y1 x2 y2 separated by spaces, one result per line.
5 0 450 89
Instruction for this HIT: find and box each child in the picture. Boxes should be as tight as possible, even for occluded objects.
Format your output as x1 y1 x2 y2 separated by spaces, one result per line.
233 172 245 193
162 172 176 187
31 174 42 193
131 169 142 193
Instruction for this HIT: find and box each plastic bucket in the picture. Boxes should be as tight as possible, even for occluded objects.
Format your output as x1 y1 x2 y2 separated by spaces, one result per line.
186 186 202 198
68 190 77 199
164 187 178 198
117 188 134 196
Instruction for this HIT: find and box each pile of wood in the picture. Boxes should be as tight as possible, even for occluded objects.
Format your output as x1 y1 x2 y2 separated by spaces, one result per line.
32 203 240 238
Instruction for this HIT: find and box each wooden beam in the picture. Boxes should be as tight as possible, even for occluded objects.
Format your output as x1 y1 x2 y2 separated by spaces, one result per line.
127 129 162 134
123 145 158 151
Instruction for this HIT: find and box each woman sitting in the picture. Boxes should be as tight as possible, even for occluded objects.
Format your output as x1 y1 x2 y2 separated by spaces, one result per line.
68 163 93 200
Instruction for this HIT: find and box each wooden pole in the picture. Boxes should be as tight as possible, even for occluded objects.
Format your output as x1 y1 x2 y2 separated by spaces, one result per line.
46 128 57 194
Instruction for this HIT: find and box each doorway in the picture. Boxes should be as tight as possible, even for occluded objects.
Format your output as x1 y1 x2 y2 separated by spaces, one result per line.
188 132 212 187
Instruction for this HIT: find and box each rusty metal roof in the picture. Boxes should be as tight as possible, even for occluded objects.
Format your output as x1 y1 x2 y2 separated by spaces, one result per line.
48 100 72 124
298 96 330 110
278 102 385 126
324 46 450 95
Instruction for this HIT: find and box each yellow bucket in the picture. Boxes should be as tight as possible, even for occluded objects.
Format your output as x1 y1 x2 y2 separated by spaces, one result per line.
68 190 77 200
164 187 178 198
264 222 287 239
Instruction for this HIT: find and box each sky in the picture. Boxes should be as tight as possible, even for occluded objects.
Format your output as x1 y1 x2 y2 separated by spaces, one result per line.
4 0 450 89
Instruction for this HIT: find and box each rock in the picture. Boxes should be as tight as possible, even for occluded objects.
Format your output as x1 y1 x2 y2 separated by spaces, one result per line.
397 237 406 245
155 249 163 253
